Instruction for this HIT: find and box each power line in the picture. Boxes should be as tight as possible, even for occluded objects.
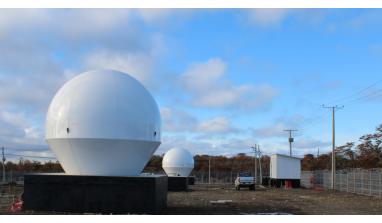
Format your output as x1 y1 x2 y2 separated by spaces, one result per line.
327 79 382 105
297 80 382 144
343 88 382 106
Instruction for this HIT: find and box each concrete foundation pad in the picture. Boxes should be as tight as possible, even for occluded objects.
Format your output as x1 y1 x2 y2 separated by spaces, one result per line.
168 176 188 191
23 173 167 214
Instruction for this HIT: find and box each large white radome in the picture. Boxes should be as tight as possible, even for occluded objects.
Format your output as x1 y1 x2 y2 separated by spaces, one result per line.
162 148 194 177
45 70 161 176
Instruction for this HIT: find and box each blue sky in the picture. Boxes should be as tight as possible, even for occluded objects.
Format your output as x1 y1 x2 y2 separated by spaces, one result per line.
1 9 382 161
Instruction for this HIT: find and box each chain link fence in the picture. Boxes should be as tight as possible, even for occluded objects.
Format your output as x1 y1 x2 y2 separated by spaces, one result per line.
0 170 25 185
193 171 235 184
301 169 382 197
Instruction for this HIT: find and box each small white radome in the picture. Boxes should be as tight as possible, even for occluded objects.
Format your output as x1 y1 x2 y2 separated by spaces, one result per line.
162 148 194 177
45 69 161 176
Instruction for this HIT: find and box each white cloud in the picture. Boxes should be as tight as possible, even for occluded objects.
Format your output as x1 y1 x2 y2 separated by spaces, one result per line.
251 114 304 138
0 9 131 40
181 58 226 93
157 135 215 155
0 9 166 153
197 116 234 133
245 9 330 29
247 9 290 27
158 133 308 157
160 107 238 134
0 111 44 147
219 137 257 155
61 9 130 37
160 107 198 132
136 9 196 26
294 138 331 150
137 9 175 25
349 10 382 30
82 33 166 86
180 58 278 110
0 9 333 160
83 50 153 84
0 9 49 36
0 39 71 114
252 123 287 138
157 135 256 156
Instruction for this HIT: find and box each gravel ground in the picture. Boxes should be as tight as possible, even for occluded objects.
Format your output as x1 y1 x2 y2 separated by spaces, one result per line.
164 184 382 215
2 184 382 214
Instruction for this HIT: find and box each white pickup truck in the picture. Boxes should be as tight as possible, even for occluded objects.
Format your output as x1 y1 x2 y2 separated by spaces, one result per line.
234 172 256 191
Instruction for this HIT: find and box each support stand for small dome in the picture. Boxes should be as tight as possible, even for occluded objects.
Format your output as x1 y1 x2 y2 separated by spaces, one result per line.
162 148 195 192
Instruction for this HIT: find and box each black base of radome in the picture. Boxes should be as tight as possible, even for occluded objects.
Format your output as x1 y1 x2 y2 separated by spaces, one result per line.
270 179 300 188
188 176 195 185
262 177 270 186
168 176 188 191
23 173 168 214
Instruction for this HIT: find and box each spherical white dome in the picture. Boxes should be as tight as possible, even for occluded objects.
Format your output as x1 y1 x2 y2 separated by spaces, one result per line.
45 69 161 176
162 148 194 177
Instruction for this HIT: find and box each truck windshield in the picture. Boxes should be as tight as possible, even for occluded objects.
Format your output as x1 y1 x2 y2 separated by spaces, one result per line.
239 173 250 177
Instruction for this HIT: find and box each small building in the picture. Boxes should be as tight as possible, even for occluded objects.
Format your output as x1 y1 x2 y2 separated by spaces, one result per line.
270 154 301 188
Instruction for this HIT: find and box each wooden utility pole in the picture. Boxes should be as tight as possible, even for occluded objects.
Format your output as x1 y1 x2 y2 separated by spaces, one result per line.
258 145 263 185
284 129 298 156
208 156 211 185
1 147 5 183
251 145 257 184
317 147 320 157
323 105 344 190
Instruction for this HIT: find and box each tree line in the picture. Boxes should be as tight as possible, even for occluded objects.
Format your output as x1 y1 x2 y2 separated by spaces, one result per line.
2 123 382 174
2 158 63 173
145 153 270 176
301 124 382 170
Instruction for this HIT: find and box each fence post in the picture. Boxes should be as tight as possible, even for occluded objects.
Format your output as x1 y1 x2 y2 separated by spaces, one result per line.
361 171 364 195
347 172 349 192
354 172 356 193
339 173 341 191
340 173 342 191
370 171 372 196
379 172 381 198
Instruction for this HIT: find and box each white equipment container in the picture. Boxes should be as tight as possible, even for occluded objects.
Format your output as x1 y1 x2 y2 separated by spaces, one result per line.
270 154 301 179
162 148 194 177
45 69 161 176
